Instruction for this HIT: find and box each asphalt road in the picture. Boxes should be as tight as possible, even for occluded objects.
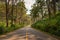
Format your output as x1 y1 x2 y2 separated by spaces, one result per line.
0 25 59 40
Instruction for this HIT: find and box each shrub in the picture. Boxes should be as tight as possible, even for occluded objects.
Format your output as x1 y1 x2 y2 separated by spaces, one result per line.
0 23 6 34
0 23 24 35
31 14 60 37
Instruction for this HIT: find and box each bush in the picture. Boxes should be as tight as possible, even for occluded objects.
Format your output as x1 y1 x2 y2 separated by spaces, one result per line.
0 22 6 34
31 14 60 37
0 23 24 35
0 26 5 34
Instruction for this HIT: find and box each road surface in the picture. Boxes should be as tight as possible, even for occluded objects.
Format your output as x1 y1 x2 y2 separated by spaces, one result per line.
0 25 59 40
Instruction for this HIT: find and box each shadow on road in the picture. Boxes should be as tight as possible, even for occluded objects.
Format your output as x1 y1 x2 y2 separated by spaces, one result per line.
0 25 59 40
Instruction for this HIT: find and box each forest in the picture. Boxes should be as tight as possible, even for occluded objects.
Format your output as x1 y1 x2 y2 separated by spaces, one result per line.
0 0 30 34
0 0 60 39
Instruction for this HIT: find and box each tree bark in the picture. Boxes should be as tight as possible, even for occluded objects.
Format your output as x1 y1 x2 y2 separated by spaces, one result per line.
46 0 51 19
5 0 9 27
52 0 56 17
11 0 14 25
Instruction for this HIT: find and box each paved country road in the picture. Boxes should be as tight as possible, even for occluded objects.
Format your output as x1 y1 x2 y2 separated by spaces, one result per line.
0 25 59 40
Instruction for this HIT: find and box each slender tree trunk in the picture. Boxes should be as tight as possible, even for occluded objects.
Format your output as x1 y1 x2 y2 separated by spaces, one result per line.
41 7 43 19
5 0 9 27
52 0 56 17
16 5 17 23
46 0 51 19
11 0 14 25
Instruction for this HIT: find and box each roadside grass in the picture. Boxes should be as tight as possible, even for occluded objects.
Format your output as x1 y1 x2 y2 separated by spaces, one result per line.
0 22 24 35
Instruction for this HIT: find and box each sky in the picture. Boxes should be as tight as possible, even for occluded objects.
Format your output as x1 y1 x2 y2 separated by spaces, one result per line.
24 0 35 14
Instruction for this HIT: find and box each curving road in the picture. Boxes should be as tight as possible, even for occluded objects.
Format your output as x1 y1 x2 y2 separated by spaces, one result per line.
0 25 59 40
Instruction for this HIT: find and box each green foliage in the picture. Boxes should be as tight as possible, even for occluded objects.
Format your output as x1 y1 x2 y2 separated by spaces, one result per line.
0 25 5 34
0 23 24 35
30 4 39 18
31 14 60 37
